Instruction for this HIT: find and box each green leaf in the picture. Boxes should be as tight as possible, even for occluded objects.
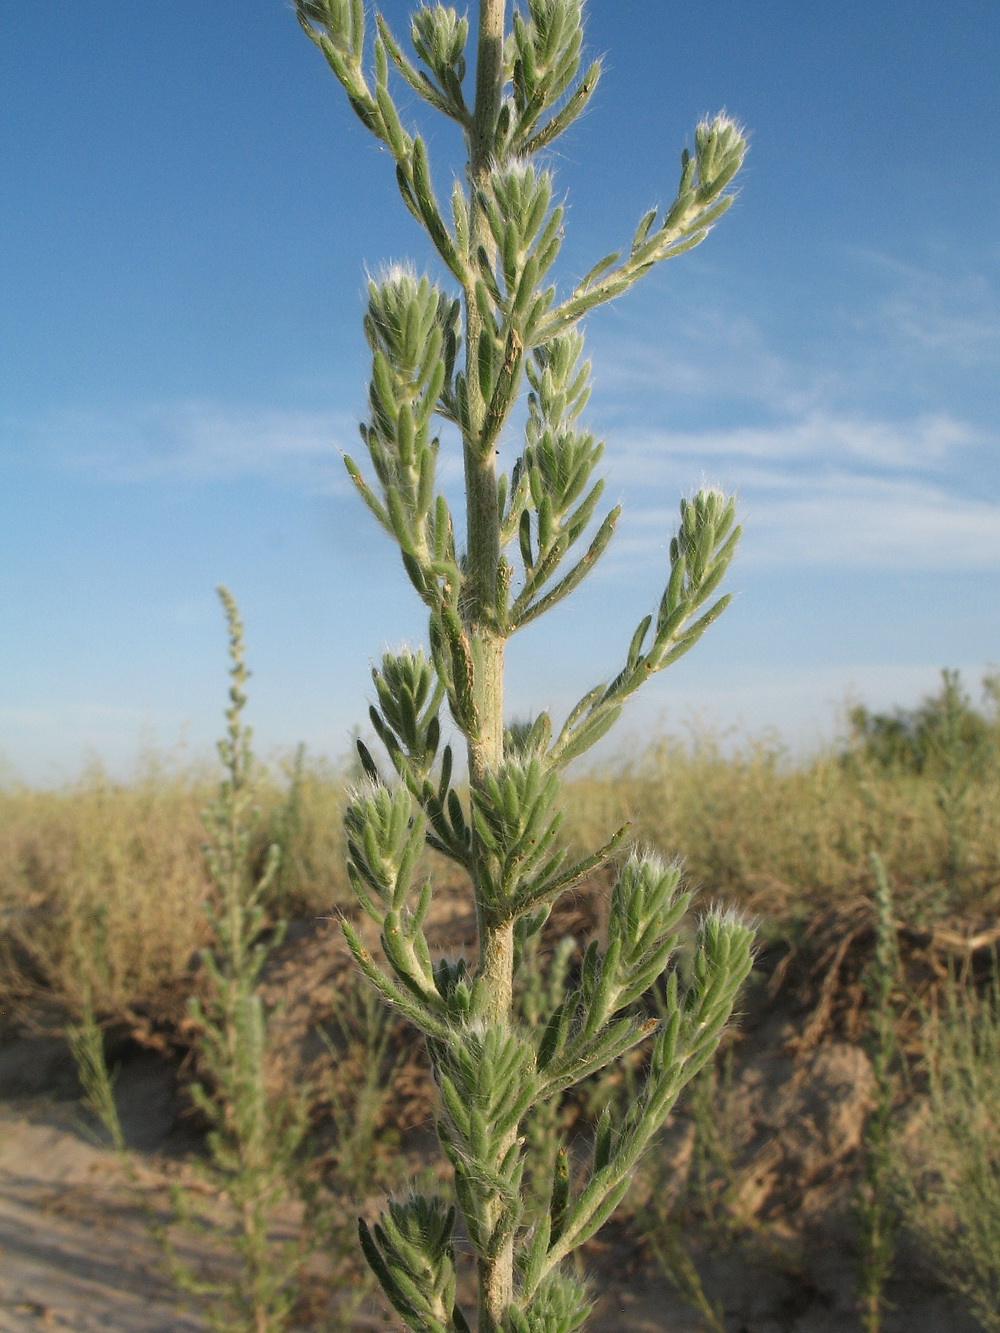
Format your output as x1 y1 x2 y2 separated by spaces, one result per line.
549 1145 570 1244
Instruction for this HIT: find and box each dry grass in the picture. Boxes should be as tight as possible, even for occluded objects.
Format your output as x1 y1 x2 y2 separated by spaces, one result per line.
561 729 1000 931
0 749 353 1026
2 722 999 1027
0 757 212 1023
3 712 1000 1330
893 968 1000 1332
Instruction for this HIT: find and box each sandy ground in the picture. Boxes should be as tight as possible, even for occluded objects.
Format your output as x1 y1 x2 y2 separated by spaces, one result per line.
0 1099 204 1332
0 909 985 1332
0 1088 704 1333
0 1096 706 1333
0 1033 979 1333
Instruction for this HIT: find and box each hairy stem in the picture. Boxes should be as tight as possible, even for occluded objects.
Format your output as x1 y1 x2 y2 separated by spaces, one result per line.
462 0 506 786
465 5 515 1330
464 0 509 1003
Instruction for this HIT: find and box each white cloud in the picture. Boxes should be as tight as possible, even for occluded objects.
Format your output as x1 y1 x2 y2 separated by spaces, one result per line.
590 308 825 418
8 353 996 584
8 400 475 499
609 411 979 474
742 474 1000 571
611 477 1000 573
10 402 357 486
598 411 1000 573
587 239 999 444
854 247 1000 365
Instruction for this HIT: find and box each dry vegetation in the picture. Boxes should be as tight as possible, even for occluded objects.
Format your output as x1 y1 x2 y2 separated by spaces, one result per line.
0 749 352 1027
3 671 998 1029
3 668 1000 1331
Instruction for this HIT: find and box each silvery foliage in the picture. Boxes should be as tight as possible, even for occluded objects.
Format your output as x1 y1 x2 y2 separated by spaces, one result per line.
294 3 755 1330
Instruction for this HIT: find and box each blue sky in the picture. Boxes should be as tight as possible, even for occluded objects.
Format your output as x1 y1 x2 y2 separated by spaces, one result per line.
3 1 999 784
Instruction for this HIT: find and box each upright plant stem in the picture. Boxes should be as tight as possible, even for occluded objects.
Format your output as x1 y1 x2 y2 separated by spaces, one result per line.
293 5 752 1328
465 12 515 1326
464 0 510 1034
464 0 507 787
858 853 900 1332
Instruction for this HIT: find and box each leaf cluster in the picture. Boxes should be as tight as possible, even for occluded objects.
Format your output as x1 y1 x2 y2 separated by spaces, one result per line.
342 766 753 1326
299 2 747 755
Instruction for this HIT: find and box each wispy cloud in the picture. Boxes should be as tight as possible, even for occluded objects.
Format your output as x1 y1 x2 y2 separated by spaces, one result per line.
741 473 1000 570
8 236 997 586
854 247 1000 365
590 307 828 419
600 411 1000 573
9 402 357 486
609 411 980 474
590 237 999 439
581 251 1000 577
7 400 474 496
613 474 1000 572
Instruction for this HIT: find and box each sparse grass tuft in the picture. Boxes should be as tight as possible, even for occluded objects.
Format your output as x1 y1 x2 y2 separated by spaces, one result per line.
0 750 353 1027
0 758 213 1023
893 960 1000 1332
855 854 902 1333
